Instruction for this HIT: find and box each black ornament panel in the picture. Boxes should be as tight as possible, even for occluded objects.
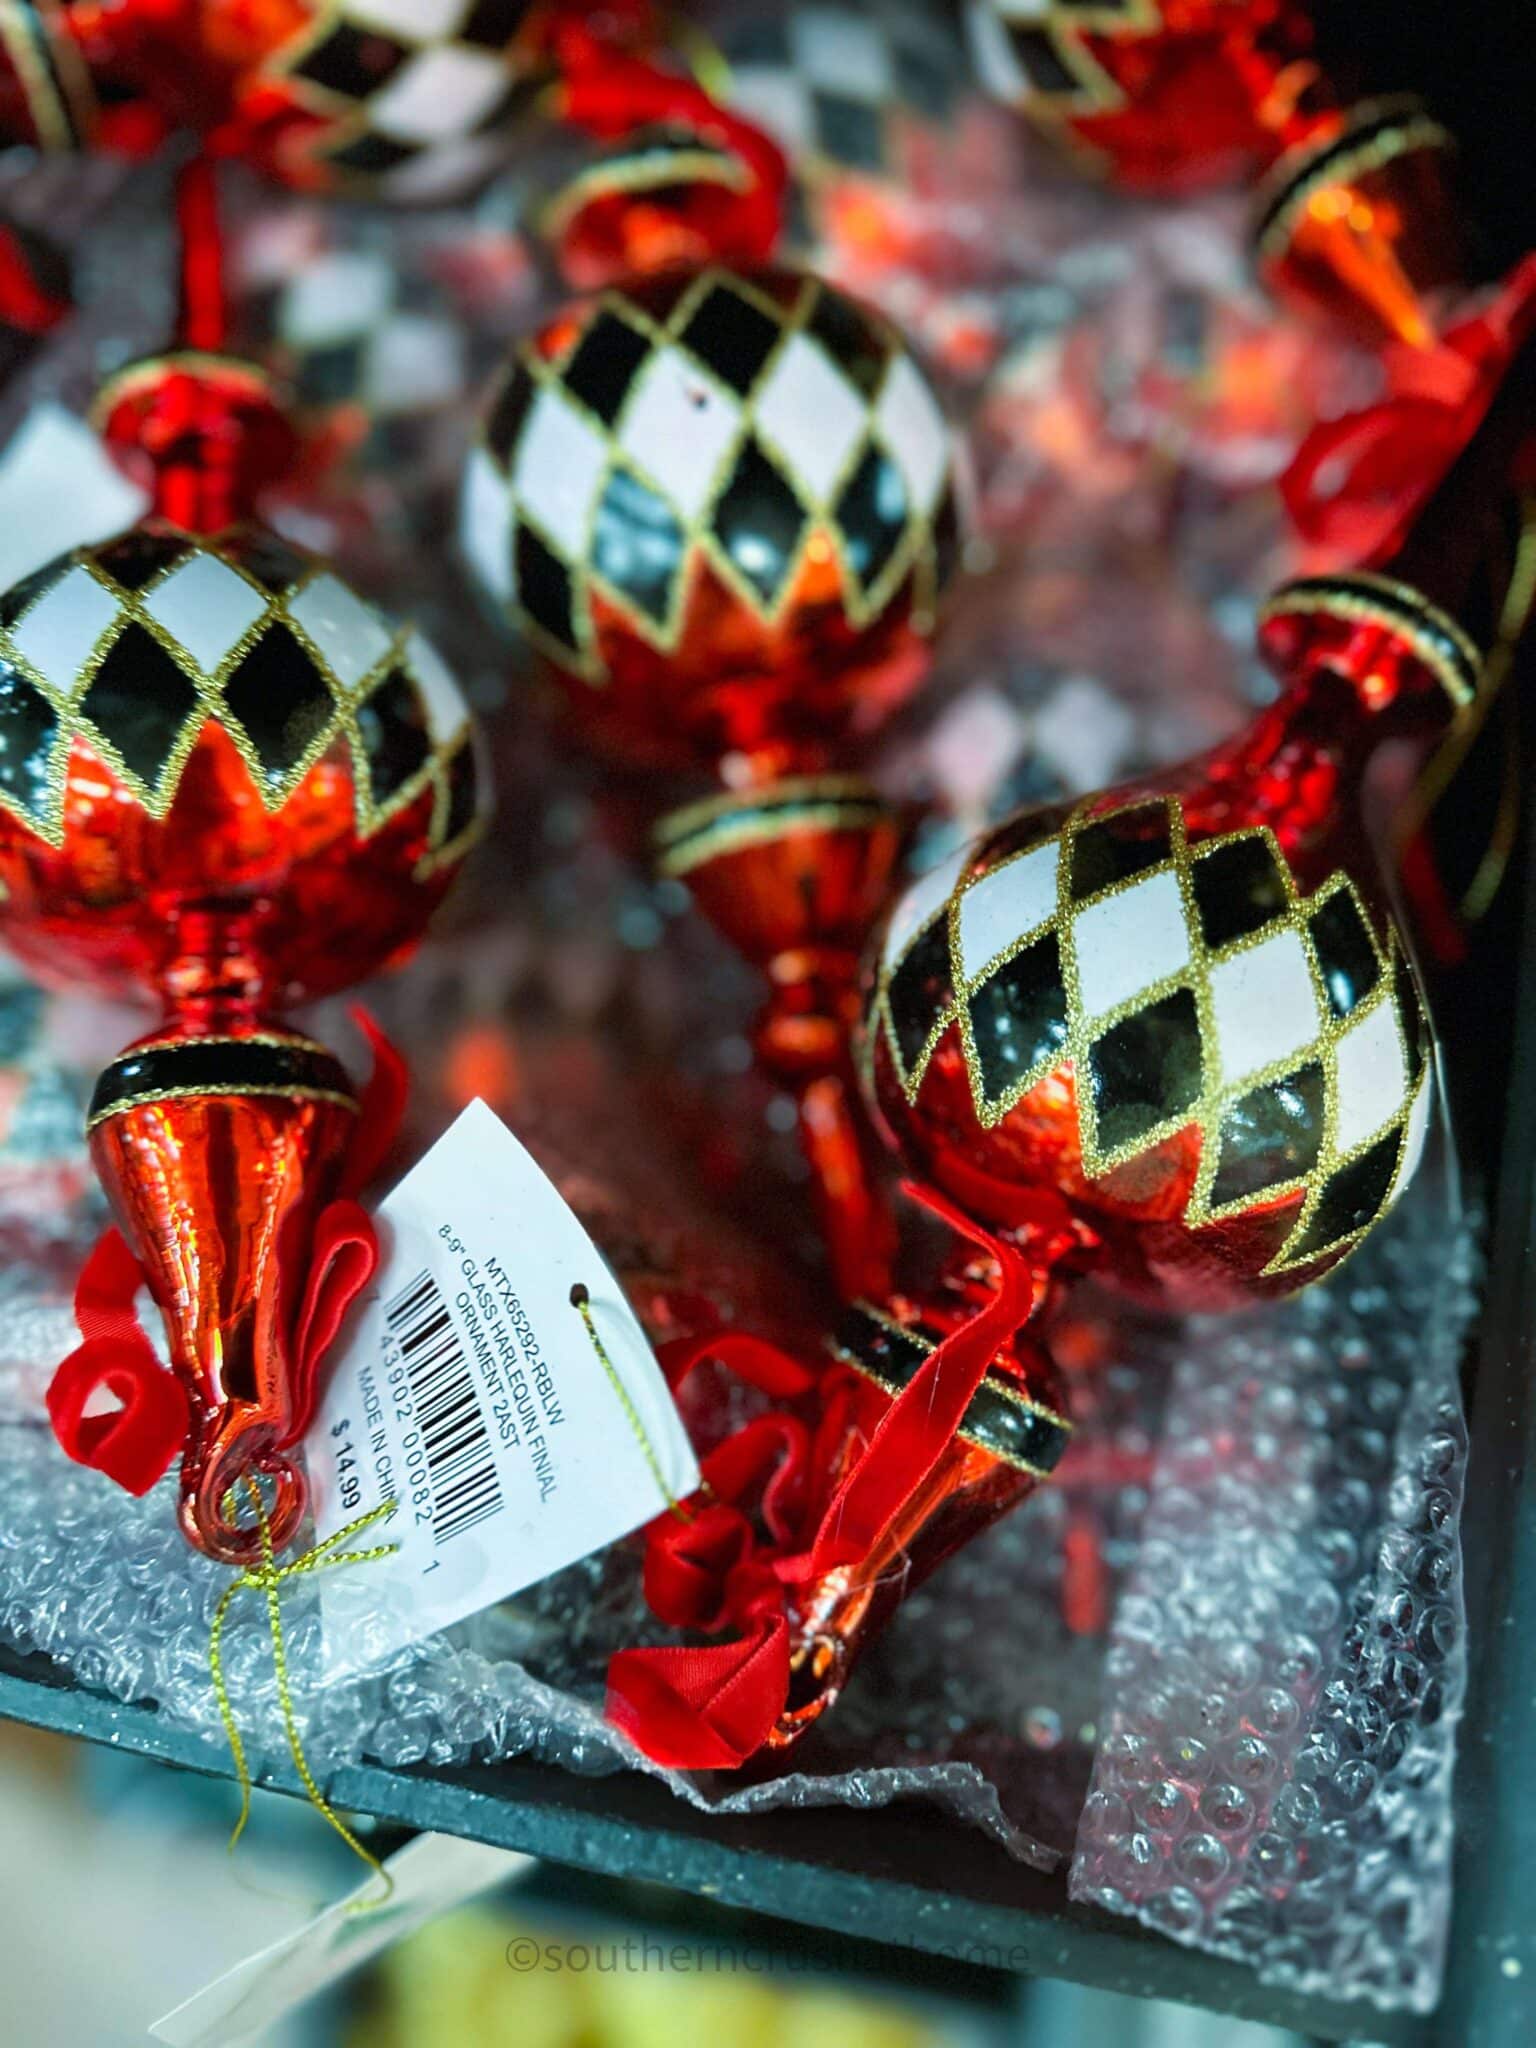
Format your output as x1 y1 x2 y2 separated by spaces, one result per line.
222 624 337 785
1192 833 1290 950
0 661 58 826
1309 888 1381 1019
1088 986 1204 1153
79 623 200 794
968 931 1070 1109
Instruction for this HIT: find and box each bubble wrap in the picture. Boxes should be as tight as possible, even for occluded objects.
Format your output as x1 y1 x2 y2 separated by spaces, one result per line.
0 1120 1475 1971
1070 1135 1475 2014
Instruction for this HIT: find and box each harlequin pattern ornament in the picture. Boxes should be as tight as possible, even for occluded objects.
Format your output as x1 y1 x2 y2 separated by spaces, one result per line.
870 769 1433 1306
14 521 487 1561
866 383 1531 1310
464 262 958 1300
462 263 959 777
619 566 1474 1764
965 2 1463 349
217 0 573 199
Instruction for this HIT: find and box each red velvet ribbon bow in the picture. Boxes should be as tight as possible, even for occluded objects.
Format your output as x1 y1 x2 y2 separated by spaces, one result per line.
47 1010 406 1497
606 1331 816 1770
606 1188 1046 1771
1282 253 1536 562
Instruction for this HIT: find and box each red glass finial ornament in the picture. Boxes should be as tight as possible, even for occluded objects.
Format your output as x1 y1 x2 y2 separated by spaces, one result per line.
28 160 488 1560
605 308 1536 1772
966 1 1463 349
792 338 1536 1744
462 262 960 1300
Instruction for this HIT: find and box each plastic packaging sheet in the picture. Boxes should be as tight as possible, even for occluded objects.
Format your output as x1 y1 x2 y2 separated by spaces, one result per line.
0 1086 1476 2013
1069 1134 1475 2014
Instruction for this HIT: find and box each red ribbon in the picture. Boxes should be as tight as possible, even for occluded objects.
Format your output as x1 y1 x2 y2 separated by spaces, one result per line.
46 1229 189 1496
337 1005 409 1200
47 1011 406 1494
779 1186 1039 1588
606 1329 814 1769
1283 254 1536 561
606 1195 1046 1770
606 1611 792 1771
0 225 68 339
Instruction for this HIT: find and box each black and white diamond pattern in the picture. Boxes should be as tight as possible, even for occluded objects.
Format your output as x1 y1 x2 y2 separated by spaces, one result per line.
966 0 1162 120
717 1 970 179
259 247 467 424
462 266 958 674
270 0 544 199
0 524 483 869
873 795 1431 1275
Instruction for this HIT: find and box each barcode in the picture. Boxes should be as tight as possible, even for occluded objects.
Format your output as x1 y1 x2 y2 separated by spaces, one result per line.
385 1268 503 1544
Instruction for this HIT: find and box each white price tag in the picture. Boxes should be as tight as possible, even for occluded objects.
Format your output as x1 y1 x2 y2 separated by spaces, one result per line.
308 1099 698 1673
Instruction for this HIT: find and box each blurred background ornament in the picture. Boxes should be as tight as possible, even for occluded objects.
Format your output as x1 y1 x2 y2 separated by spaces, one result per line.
965 0 1465 350
706 0 976 265
0 0 759 219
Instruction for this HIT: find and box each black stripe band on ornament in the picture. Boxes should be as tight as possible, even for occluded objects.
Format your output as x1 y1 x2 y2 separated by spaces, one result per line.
830 1303 1072 1478
1252 99 1451 253
1258 572 1482 711
656 779 890 877
88 1037 358 1129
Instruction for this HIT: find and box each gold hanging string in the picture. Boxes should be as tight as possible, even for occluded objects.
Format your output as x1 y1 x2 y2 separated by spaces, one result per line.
209 1483 400 1909
569 1283 693 1523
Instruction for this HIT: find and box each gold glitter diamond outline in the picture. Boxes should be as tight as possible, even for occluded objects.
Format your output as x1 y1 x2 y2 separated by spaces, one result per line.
474 265 955 684
873 794 1428 1274
0 528 473 851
